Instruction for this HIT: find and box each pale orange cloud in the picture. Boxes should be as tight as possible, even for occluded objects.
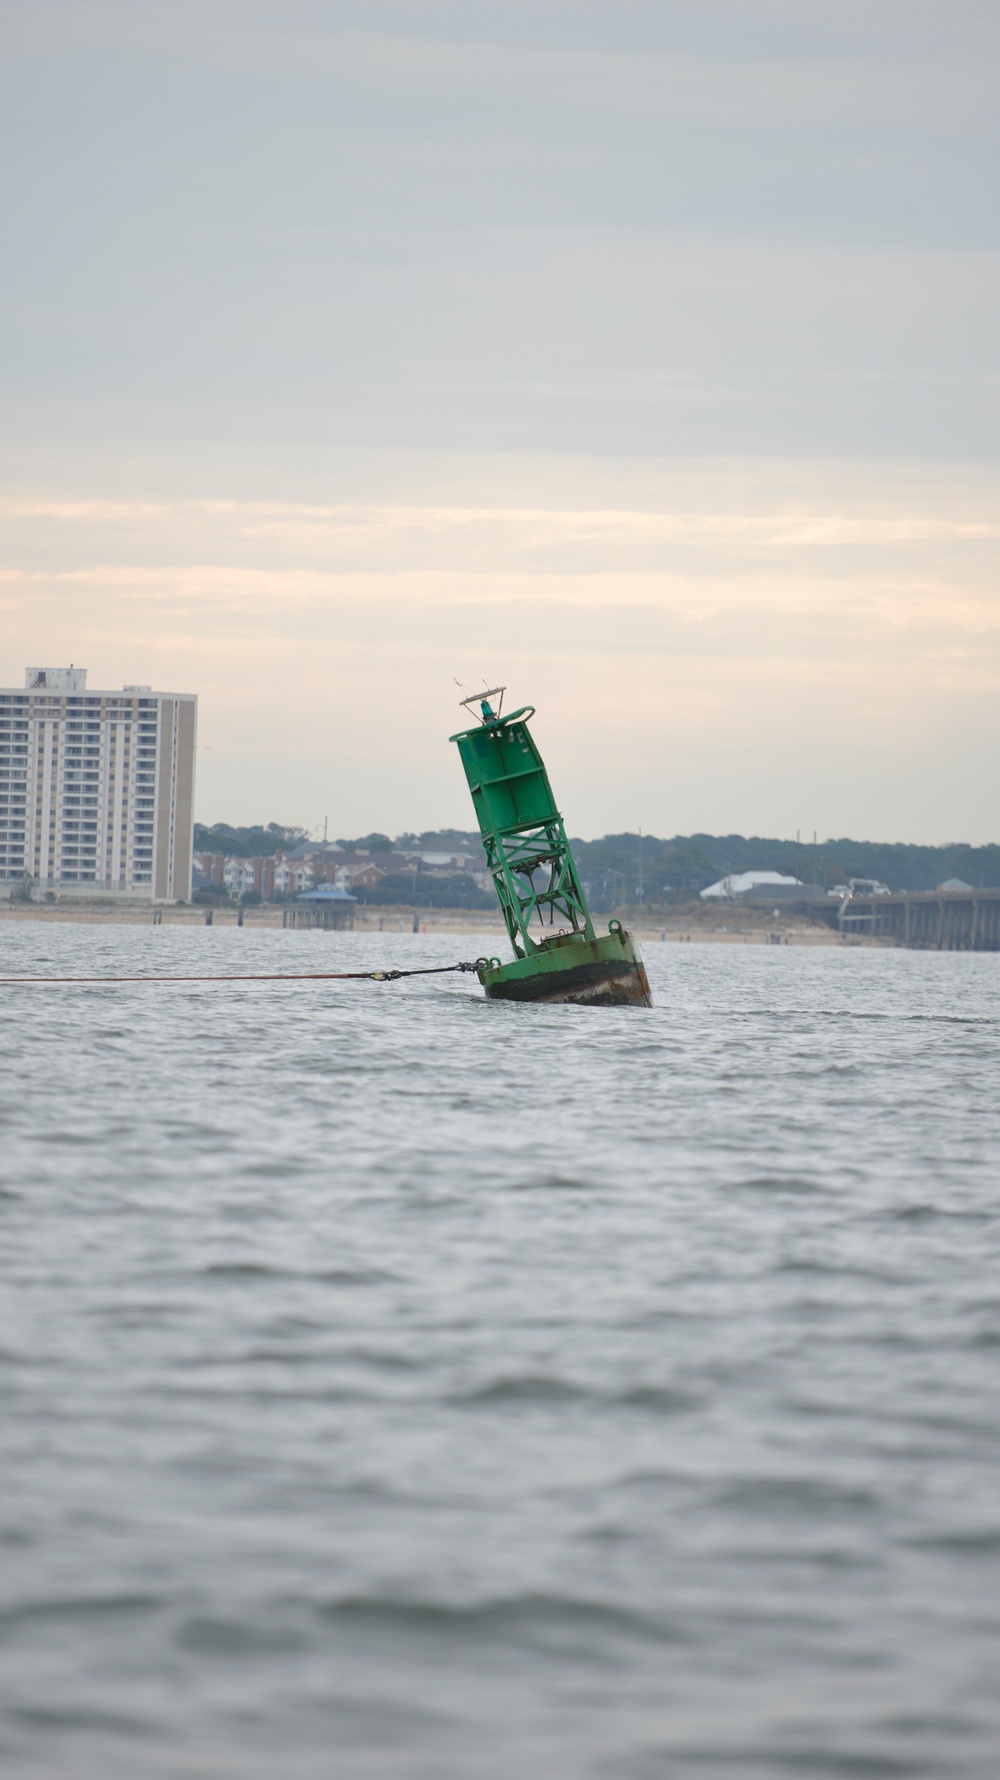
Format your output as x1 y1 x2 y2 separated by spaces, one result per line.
2 459 998 842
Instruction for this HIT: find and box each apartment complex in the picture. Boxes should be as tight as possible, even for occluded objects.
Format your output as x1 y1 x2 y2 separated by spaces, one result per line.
0 667 197 901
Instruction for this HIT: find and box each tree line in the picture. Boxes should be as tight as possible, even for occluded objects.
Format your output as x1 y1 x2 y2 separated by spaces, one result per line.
194 823 1000 900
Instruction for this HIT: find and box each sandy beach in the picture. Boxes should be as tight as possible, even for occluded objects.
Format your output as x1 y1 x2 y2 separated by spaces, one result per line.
0 902 865 945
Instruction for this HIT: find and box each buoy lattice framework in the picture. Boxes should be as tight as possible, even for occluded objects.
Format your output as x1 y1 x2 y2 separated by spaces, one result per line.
450 696 652 1007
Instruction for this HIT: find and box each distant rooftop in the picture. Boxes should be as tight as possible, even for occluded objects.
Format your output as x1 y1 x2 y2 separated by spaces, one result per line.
25 666 87 691
297 884 356 902
701 871 803 901
21 668 158 695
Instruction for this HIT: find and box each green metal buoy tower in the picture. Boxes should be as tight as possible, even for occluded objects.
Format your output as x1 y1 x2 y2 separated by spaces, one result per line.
451 690 651 1006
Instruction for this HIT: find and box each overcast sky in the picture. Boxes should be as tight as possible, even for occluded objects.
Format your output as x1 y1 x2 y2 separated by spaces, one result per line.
2 0 997 841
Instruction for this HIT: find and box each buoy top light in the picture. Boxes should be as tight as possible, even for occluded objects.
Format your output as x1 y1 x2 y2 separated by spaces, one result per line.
458 686 507 724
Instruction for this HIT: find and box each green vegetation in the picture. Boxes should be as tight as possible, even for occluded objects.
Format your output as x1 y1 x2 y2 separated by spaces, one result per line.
569 834 1000 904
335 832 393 852
193 821 307 858
193 823 1000 901
192 883 230 905
408 830 997 895
356 872 494 911
419 829 1000 903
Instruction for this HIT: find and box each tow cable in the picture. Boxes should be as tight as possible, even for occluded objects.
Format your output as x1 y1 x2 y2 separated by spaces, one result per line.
0 961 486 986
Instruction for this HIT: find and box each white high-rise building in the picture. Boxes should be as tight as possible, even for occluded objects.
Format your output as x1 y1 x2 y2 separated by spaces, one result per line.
0 668 197 901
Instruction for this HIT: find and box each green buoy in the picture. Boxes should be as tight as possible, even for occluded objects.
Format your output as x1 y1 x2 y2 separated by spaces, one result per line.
450 690 652 1007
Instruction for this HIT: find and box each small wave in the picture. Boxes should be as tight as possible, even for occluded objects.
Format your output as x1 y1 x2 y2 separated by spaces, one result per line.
738 1174 827 1195
12 1703 156 1738
724 1542 872 1571
649 1739 936 1775
712 1477 881 1515
582 1521 641 1545
201 1261 282 1278
318 1589 686 1648
343 1346 423 1371
199 1262 395 1286
175 1614 310 1655
616 1385 699 1413
0 1592 160 1634
452 1374 591 1405
450 1376 698 1412
776 1258 900 1283
507 1173 601 1192
905 1526 1000 1554
316 1267 399 1286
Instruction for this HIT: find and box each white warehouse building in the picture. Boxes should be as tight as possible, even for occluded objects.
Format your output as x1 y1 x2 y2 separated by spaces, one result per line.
700 871 804 901
0 667 197 902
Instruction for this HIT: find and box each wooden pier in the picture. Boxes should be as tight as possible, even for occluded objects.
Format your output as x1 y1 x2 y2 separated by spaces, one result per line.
832 889 1000 950
281 904 355 931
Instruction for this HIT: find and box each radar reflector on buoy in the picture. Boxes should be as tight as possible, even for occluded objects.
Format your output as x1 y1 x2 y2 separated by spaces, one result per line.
458 685 506 722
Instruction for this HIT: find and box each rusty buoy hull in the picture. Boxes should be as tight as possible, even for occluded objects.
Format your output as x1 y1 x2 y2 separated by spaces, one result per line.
477 926 652 1007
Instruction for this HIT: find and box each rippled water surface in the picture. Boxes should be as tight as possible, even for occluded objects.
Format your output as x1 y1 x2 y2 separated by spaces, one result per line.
2 922 999 1779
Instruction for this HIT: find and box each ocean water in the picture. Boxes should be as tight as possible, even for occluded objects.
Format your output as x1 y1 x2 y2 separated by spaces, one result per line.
1 921 999 1780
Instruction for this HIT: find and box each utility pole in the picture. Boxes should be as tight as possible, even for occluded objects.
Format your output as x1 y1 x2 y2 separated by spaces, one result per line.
637 828 644 902
607 868 626 908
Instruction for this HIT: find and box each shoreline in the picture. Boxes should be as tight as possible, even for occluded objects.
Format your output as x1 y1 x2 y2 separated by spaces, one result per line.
0 903 870 946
